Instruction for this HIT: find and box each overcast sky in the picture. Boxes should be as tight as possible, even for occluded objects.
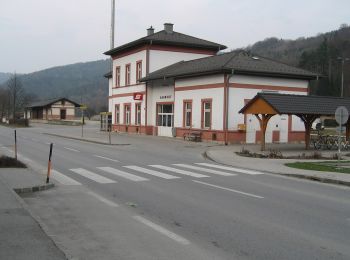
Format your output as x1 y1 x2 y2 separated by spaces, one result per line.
1 0 349 73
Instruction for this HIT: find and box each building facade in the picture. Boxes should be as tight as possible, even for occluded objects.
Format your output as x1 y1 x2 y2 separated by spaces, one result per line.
105 23 318 144
26 98 80 120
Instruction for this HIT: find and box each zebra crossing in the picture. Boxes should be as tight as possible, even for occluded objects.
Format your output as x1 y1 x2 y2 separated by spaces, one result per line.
51 163 264 186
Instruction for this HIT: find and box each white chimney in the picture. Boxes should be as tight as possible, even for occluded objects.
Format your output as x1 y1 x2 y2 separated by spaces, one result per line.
164 23 174 33
147 26 154 36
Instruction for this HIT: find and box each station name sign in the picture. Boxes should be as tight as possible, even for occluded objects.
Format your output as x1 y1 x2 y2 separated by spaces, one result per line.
133 93 143 100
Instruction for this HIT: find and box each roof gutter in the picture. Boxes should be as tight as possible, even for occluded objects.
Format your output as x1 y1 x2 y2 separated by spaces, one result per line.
224 69 234 145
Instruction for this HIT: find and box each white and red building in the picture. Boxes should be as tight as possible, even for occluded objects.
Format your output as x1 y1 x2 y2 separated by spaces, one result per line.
104 23 318 144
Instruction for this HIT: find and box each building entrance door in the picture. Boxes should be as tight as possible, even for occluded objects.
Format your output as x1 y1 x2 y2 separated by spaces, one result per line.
157 103 174 137
60 109 66 120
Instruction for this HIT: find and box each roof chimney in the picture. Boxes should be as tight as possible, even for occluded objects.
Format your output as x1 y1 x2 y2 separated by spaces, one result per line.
164 23 174 33
147 26 154 36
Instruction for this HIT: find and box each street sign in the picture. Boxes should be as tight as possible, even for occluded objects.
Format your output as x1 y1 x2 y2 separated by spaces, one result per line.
133 93 143 100
80 105 88 110
335 106 348 125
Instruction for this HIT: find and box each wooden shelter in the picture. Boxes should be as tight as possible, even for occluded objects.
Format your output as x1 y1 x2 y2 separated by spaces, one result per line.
239 93 350 151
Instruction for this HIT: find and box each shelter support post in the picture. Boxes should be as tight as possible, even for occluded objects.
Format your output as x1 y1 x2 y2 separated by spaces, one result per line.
296 114 318 150
254 114 273 151
346 117 350 141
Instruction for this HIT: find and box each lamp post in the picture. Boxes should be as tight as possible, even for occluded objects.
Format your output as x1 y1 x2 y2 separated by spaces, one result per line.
338 57 350 97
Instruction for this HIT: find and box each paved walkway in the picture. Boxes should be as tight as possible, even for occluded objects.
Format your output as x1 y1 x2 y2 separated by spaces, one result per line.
0 166 66 259
205 144 350 187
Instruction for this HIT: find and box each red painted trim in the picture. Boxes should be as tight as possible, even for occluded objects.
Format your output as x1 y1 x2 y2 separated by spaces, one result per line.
112 83 145 89
149 44 216 55
125 63 131 86
109 91 146 99
182 99 193 128
201 98 213 129
230 83 308 92
112 45 147 60
175 83 225 91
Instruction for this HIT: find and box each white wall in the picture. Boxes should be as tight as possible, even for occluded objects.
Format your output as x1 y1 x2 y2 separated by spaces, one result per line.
113 50 147 87
175 74 224 88
149 50 210 72
231 75 309 89
147 85 174 126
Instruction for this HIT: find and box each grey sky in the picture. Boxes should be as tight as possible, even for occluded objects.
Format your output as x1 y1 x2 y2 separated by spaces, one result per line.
1 0 349 73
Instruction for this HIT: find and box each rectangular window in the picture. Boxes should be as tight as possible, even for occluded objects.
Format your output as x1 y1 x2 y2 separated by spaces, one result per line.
125 64 131 85
115 67 120 87
124 104 131 125
115 104 120 124
183 101 192 128
157 104 173 127
136 61 142 82
202 100 212 129
135 103 141 125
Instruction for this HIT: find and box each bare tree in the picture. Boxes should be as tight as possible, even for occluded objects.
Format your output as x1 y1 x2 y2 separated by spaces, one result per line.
6 73 26 123
0 88 8 121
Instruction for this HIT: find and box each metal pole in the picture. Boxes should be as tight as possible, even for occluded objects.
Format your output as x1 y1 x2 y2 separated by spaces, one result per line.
338 110 342 161
341 59 344 98
46 143 53 184
110 0 115 50
81 109 84 137
14 129 17 161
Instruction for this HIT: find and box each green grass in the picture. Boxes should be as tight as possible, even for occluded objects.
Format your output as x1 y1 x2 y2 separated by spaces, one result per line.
285 161 350 174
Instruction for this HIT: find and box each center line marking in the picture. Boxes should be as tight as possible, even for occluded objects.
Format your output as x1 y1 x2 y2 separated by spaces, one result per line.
193 180 264 199
133 215 190 245
63 147 80 152
93 155 120 162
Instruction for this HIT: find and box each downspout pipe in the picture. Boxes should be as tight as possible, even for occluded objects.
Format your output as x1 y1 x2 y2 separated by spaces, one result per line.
225 69 235 145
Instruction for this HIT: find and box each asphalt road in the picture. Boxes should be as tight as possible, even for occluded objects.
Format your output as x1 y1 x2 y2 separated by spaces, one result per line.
1 124 350 260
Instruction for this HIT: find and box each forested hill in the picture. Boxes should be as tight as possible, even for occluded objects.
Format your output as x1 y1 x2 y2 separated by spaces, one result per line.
246 25 350 96
0 72 12 84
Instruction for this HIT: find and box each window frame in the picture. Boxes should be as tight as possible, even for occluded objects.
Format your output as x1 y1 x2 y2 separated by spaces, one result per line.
115 104 120 124
136 60 142 82
115 66 121 87
135 103 141 126
125 64 131 86
201 99 212 129
183 100 192 128
156 102 174 127
124 103 131 125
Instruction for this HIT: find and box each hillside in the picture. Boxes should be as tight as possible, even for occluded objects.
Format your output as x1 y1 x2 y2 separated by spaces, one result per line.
246 25 350 96
0 72 12 84
1 59 110 114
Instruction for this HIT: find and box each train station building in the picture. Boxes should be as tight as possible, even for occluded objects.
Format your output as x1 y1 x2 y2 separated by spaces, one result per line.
104 23 318 144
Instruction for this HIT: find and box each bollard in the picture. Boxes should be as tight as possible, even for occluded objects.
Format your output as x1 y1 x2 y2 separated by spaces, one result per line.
46 143 53 184
14 130 17 161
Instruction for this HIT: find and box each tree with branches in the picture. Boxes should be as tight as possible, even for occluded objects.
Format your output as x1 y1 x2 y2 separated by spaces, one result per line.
6 73 26 123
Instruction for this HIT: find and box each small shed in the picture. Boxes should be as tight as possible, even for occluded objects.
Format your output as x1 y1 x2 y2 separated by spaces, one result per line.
26 97 80 120
239 93 350 150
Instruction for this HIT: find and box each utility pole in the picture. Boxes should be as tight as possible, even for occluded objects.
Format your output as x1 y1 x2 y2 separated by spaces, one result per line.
110 0 115 51
338 57 349 97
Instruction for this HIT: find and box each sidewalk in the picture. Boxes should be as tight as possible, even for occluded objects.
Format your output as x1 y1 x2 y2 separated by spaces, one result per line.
205 144 350 187
0 166 67 259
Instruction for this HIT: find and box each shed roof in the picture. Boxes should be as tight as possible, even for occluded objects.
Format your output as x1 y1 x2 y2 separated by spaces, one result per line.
239 93 350 115
26 97 80 108
104 30 226 56
141 51 319 81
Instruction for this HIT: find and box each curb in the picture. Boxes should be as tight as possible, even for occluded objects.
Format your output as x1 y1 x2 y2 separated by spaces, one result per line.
204 150 350 188
43 133 130 146
14 183 55 194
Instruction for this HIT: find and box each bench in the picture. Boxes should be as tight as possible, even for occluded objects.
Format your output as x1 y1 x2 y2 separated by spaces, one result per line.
183 131 201 142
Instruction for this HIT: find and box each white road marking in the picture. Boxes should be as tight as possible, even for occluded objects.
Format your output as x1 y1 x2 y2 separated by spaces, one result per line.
193 180 264 199
133 215 190 245
87 191 119 207
98 167 148 182
70 168 116 184
63 147 80 152
195 163 264 175
173 164 235 176
149 165 209 178
51 170 82 185
124 166 180 180
93 155 120 163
